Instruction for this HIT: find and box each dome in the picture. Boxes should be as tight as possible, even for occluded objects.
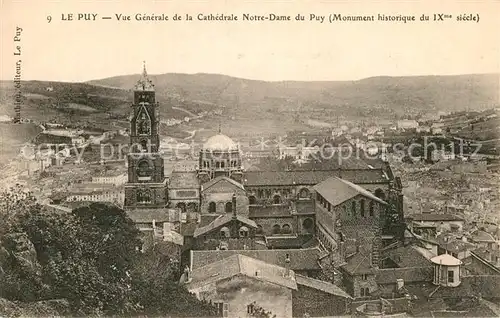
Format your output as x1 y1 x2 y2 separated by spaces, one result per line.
203 134 238 151
431 254 462 266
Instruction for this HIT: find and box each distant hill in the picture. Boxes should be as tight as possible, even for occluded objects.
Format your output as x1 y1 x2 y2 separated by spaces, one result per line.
89 73 500 118
0 73 498 132
0 80 214 129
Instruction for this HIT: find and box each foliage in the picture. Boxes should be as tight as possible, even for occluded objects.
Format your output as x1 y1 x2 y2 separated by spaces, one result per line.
0 187 217 317
247 301 276 318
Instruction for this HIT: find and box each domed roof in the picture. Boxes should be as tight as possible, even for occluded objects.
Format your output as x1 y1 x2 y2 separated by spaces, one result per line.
431 254 462 266
203 133 238 151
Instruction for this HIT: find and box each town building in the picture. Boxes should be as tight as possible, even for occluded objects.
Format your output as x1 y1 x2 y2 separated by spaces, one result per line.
397 120 419 130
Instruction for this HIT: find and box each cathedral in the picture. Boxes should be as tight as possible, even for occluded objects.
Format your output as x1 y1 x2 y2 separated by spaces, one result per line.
124 66 405 290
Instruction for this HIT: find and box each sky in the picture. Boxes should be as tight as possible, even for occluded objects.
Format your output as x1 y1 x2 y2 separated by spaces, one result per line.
1 0 499 82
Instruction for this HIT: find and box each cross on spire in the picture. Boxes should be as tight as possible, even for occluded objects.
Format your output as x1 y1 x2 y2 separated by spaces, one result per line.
142 60 148 77
135 61 154 91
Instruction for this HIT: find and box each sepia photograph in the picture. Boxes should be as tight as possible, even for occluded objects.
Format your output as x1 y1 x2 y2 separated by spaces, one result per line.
0 0 499 317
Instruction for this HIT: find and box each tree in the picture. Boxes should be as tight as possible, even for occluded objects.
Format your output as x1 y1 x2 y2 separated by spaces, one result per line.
0 190 217 317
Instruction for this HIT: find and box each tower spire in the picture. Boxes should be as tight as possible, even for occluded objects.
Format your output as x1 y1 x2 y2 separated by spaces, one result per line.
142 60 148 77
135 61 154 91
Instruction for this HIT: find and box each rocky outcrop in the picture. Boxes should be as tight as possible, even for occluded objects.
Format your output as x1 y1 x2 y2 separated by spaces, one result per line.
1 232 42 277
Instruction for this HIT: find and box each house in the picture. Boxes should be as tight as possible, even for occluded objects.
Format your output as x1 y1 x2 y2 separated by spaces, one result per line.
397 120 419 130
431 127 443 135
187 252 353 317
436 235 475 260
191 211 259 250
407 213 465 233
91 172 127 186
416 126 431 133
71 136 85 145
430 254 462 287
470 229 498 250
293 274 352 317
185 254 297 318
190 248 323 277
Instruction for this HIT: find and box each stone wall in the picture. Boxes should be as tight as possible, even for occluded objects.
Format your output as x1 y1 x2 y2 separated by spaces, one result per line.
341 270 378 298
193 274 293 318
292 285 350 317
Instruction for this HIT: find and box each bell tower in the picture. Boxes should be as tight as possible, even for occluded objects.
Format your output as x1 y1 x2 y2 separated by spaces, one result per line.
124 62 168 210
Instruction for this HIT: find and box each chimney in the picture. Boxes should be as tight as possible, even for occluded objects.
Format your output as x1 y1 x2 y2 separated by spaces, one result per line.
396 278 404 290
285 254 291 277
232 193 237 218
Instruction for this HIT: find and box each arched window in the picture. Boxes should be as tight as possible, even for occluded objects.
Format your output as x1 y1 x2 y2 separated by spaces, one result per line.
351 201 357 217
220 227 230 238
272 224 281 235
137 160 151 179
239 226 249 237
136 112 151 135
273 195 281 204
176 202 186 213
136 189 151 203
299 188 310 199
258 189 264 198
302 218 314 233
208 202 216 213
215 162 220 168
248 196 256 205
360 199 365 217
369 201 374 216
221 161 225 168
225 202 233 213
375 189 386 200
281 224 292 234
265 189 272 198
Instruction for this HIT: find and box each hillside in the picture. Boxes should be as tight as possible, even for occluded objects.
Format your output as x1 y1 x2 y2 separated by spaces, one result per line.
89 73 500 118
0 80 218 130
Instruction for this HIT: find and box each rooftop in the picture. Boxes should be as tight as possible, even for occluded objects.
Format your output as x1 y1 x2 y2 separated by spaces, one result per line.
314 177 387 207
429 275 500 300
243 169 389 187
201 175 244 192
126 207 179 223
193 214 257 237
202 133 238 152
471 229 496 242
377 266 434 285
186 254 297 290
191 248 322 271
430 254 462 266
408 213 464 222
295 274 352 299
